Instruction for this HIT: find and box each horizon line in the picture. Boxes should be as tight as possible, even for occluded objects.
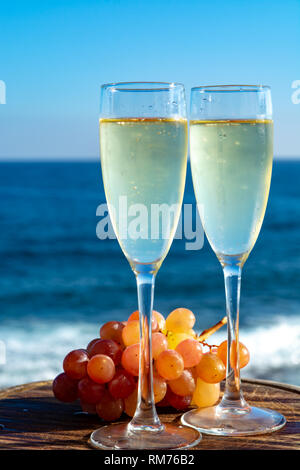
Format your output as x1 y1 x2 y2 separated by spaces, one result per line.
0 155 299 163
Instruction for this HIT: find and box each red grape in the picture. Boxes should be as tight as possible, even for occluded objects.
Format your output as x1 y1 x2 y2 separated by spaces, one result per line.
156 394 169 408
96 391 124 421
80 401 97 414
86 338 100 356
108 369 136 399
78 376 105 404
88 339 122 365
52 373 78 403
63 349 89 380
166 388 191 410
100 321 125 346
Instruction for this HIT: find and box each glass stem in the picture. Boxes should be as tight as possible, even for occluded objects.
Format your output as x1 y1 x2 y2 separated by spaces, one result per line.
218 262 250 412
128 268 163 433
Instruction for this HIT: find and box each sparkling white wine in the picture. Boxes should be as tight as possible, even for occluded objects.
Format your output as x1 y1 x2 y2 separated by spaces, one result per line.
100 118 187 265
190 120 273 260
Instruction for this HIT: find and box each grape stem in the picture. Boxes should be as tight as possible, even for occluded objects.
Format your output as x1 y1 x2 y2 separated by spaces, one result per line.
197 316 227 342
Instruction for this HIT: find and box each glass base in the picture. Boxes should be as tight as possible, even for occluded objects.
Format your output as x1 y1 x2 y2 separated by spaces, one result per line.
181 405 286 436
89 422 202 450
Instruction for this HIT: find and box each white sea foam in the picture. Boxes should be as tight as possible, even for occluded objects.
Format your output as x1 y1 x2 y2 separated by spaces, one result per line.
0 316 299 388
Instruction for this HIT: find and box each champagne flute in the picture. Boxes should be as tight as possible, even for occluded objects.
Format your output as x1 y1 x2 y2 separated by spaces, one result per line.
182 85 286 435
90 82 201 449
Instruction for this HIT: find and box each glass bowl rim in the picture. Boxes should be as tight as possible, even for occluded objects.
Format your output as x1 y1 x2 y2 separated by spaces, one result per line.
191 84 271 93
101 81 185 92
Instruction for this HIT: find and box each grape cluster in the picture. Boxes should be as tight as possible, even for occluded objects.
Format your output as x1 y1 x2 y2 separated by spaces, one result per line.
52 308 250 421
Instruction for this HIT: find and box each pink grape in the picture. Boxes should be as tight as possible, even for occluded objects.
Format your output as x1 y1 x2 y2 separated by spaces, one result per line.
155 349 184 380
152 332 168 360
168 369 196 396
87 354 115 384
121 344 140 376
175 338 203 368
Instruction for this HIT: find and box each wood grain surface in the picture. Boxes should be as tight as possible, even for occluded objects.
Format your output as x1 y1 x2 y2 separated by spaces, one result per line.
0 379 299 450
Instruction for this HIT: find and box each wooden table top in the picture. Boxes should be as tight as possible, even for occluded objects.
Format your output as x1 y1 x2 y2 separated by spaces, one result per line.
0 378 299 450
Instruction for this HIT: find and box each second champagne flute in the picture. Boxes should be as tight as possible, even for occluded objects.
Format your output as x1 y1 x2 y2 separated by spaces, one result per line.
182 85 286 436
90 82 201 449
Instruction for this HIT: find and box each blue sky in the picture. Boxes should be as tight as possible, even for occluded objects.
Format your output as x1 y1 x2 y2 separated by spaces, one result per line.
0 0 299 158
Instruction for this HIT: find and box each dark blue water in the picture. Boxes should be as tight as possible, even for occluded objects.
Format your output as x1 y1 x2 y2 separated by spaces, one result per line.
0 160 299 387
